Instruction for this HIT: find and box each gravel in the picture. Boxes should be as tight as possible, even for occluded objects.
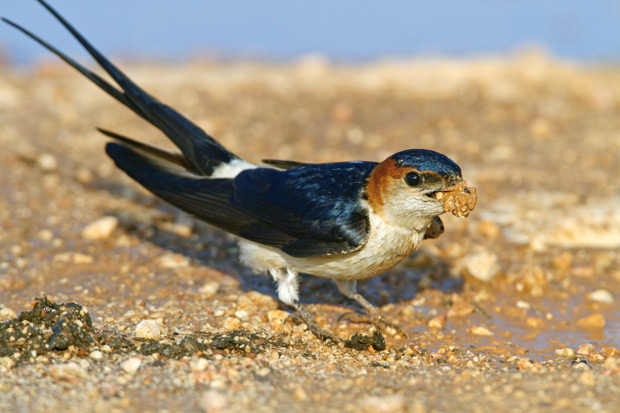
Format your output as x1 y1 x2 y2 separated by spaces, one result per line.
1 54 620 412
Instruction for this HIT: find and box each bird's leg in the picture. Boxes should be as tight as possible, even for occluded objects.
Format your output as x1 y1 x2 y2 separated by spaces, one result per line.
335 280 408 337
290 302 341 343
270 267 340 343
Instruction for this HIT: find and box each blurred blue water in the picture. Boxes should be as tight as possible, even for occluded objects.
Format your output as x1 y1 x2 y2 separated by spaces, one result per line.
2 0 620 64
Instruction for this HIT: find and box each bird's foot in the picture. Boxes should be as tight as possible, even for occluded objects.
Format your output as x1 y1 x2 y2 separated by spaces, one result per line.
290 303 341 343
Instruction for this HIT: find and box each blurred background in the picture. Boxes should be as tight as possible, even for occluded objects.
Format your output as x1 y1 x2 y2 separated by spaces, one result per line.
2 0 620 65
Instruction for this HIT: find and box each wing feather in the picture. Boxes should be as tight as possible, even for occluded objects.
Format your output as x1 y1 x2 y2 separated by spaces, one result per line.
106 143 375 258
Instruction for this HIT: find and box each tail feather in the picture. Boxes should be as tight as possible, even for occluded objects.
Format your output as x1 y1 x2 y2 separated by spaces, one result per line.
96 128 197 175
104 143 257 236
3 0 242 176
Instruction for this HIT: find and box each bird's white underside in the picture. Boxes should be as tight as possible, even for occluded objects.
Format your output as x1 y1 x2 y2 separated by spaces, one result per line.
239 210 427 305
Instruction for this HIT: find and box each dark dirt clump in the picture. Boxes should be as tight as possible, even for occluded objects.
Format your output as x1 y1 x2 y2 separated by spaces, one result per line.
1 297 291 363
344 331 386 351
0 297 95 359
138 330 288 358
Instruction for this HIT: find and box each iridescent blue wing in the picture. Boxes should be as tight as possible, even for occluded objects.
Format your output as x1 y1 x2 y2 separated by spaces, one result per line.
231 163 374 257
106 142 374 258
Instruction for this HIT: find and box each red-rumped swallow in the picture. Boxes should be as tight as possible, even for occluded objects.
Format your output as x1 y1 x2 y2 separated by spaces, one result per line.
4 0 477 342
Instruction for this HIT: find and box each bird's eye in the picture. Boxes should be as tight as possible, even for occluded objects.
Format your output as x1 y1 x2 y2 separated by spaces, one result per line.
404 171 423 187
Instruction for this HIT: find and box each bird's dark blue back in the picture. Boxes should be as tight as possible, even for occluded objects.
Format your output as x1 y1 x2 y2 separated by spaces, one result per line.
230 161 377 255
233 161 377 222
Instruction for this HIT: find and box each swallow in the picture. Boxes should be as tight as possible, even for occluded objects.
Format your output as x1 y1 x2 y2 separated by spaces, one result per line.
4 0 477 342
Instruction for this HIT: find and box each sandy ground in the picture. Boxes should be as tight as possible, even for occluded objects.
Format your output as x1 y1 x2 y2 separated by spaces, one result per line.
1 52 620 412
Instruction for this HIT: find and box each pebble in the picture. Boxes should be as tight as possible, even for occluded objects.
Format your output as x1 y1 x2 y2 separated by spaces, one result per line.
579 372 595 386
36 153 58 172
476 220 501 239
0 306 16 319
168 223 193 237
89 350 104 361
72 253 94 264
256 367 270 377
200 390 228 413
447 300 475 318
0 357 16 371
157 253 189 269
576 313 606 329
517 358 537 371
576 343 595 357
199 281 220 298
223 317 241 330
361 395 406 413
120 357 142 375
75 167 93 184
267 310 288 325
587 289 614 304
293 387 308 402
135 319 162 340
37 229 54 242
428 315 446 329
50 362 87 380
237 291 279 310
461 251 501 282
82 216 119 240
190 358 209 372
552 252 573 271
555 348 576 358
234 310 249 319
526 317 545 329
601 347 619 358
470 326 494 336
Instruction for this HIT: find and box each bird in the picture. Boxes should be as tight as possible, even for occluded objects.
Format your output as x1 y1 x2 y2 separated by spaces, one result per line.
4 0 477 342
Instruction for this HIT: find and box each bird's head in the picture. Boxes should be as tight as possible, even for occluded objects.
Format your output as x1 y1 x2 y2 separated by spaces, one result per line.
365 149 473 231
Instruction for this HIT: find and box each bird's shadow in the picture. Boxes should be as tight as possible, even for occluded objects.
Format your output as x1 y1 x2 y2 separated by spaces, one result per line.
87 175 463 311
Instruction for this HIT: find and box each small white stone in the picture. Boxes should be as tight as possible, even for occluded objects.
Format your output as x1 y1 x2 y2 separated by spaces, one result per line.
50 362 87 379
588 289 614 304
36 153 58 172
82 216 119 240
555 348 576 358
234 310 248 319
120 357 142 374
256 367 270 377
0 306 16 319
135 319 162 340
157 253 189 269
37 229 54 242
470 326 494 336
89 350 104 361
190 358 209 372
72 253 94 264
199 281 220 298
361 395 406 413
200 390 228 413
461 251 501 282
0 357 16 371
516 300 531 309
